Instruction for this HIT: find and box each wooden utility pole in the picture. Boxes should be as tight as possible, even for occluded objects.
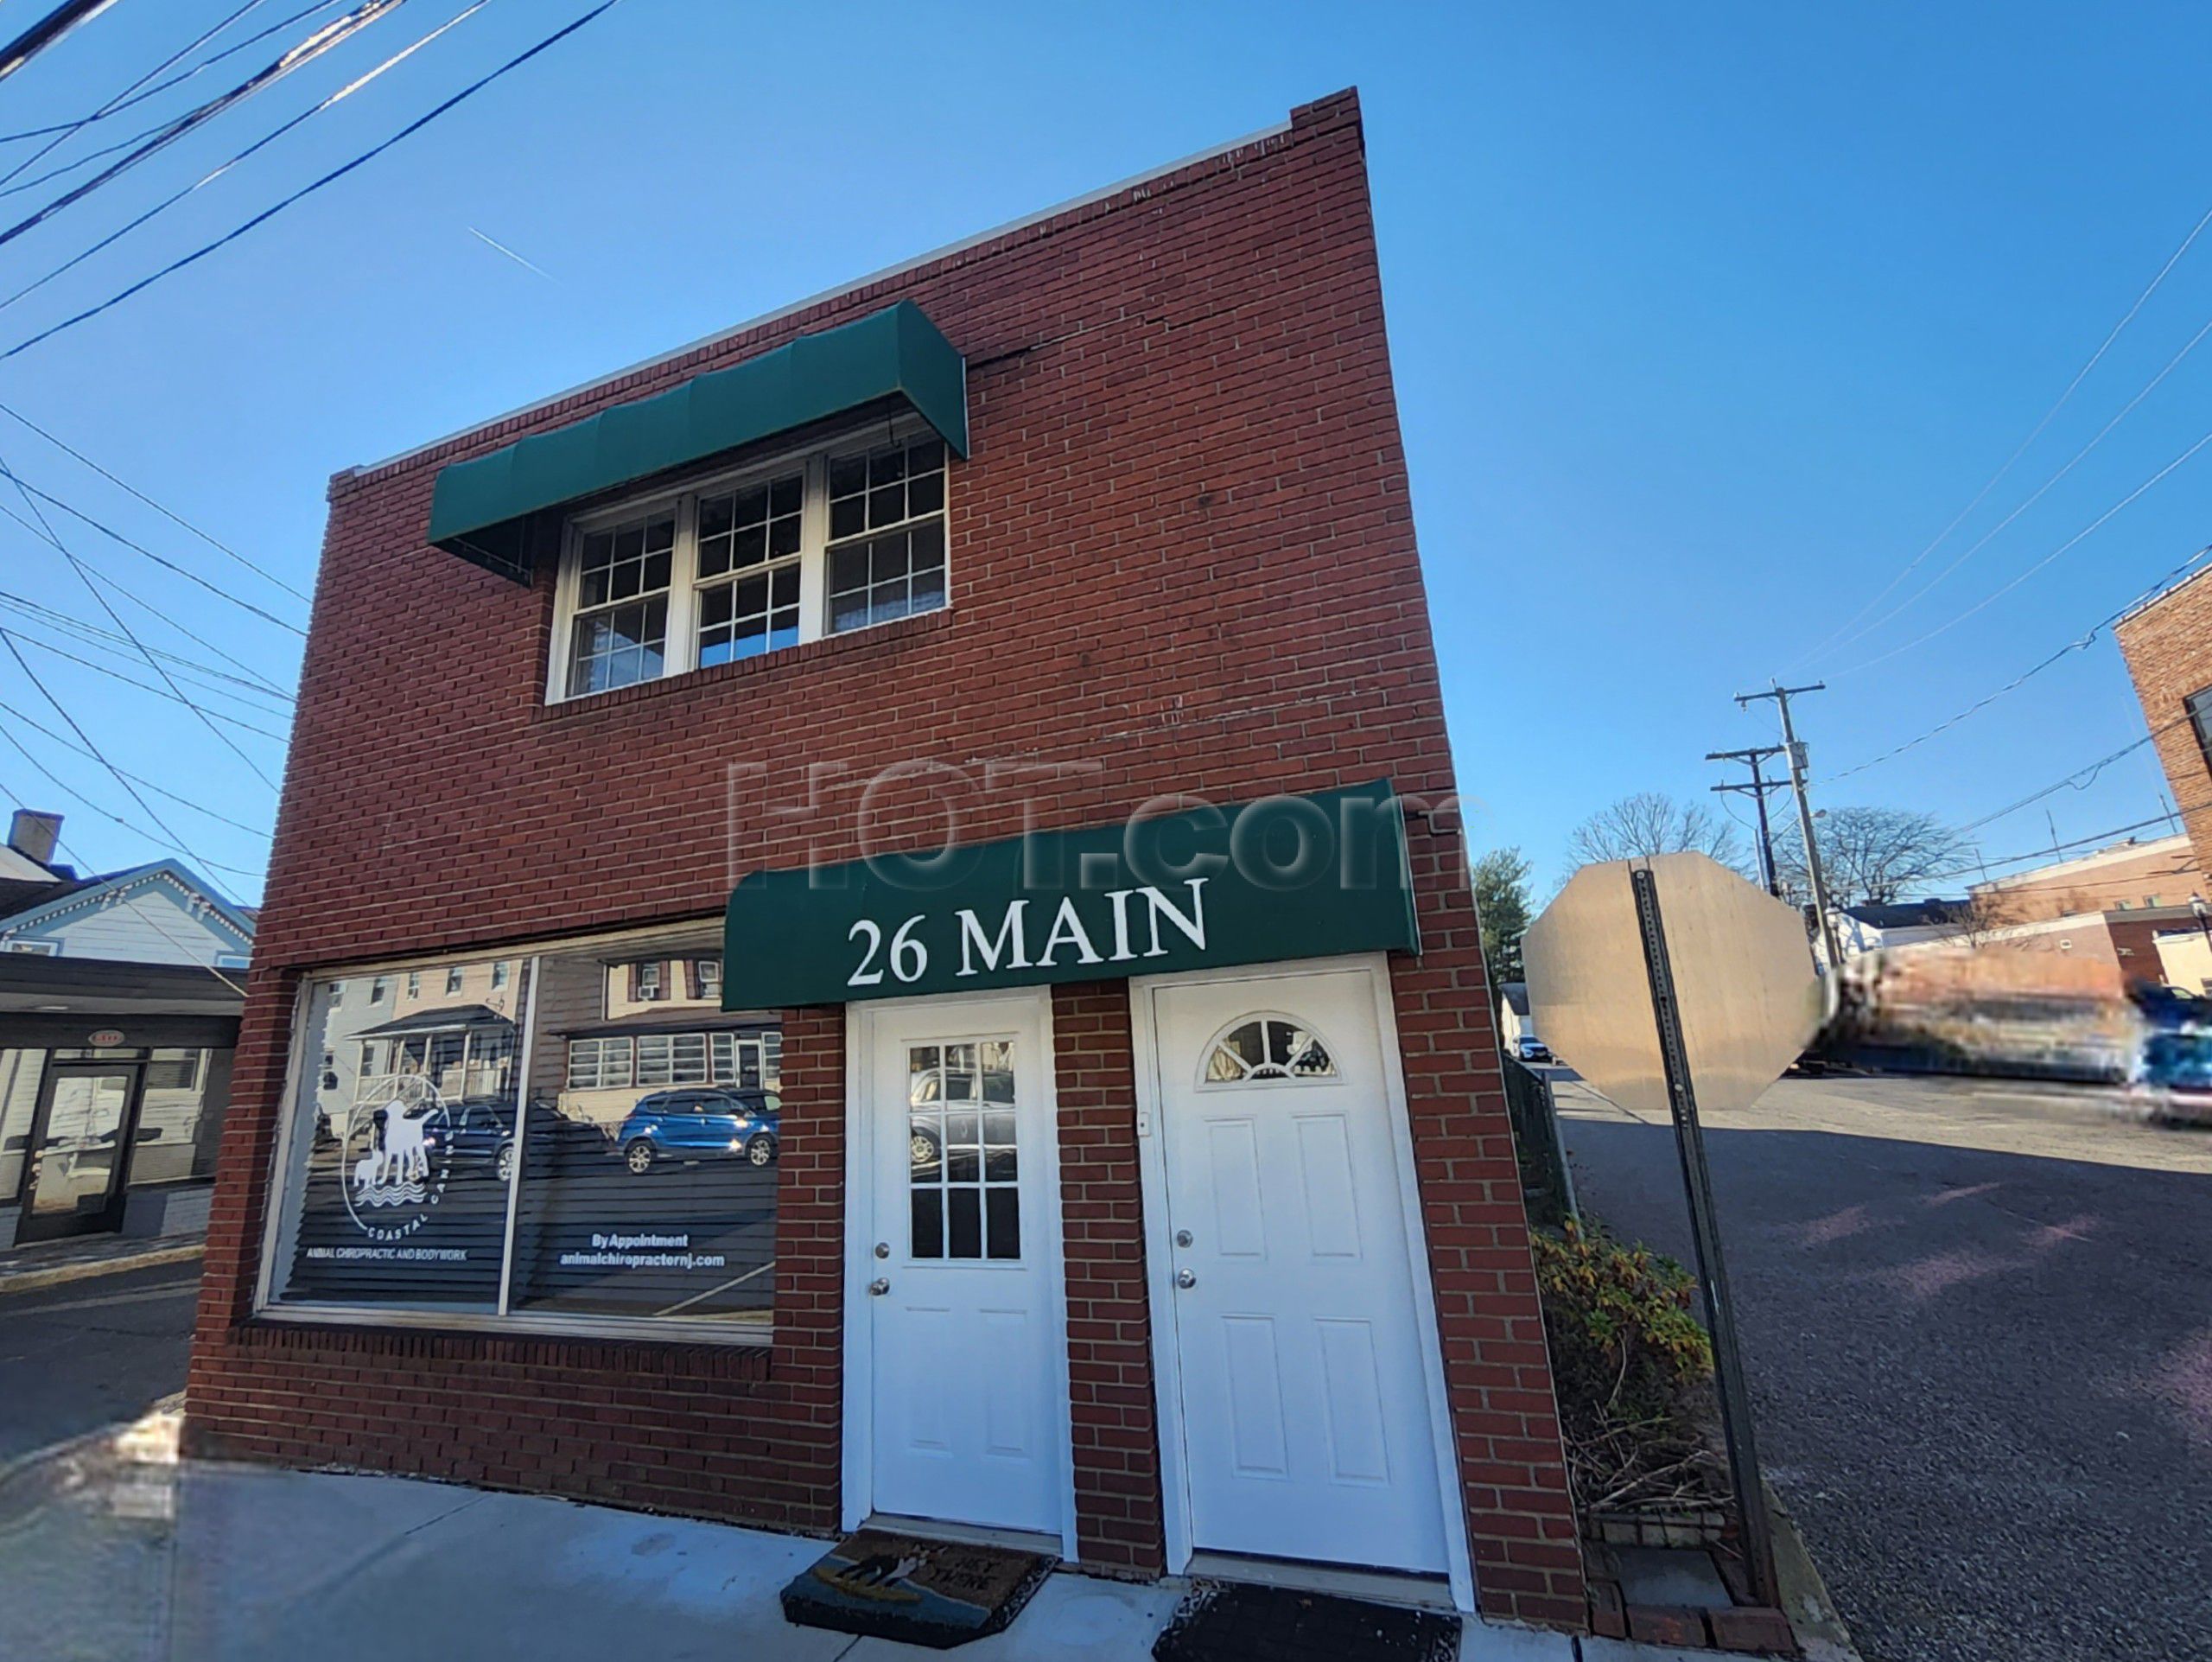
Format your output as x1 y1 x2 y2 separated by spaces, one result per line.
1705 745 1786 898
1736 683 1842 971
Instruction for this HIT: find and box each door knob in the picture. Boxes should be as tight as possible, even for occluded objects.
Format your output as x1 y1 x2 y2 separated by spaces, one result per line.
869 1277 890 1296
1175 1269 1197 1289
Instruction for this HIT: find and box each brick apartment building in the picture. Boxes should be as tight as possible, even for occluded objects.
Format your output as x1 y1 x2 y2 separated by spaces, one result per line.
186 92 1585 1629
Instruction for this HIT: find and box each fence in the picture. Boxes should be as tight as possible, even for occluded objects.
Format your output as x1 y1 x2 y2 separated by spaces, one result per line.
1501 1054 1576 1230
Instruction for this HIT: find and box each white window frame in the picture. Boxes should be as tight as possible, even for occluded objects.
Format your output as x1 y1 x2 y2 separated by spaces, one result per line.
3 939 58 955
545 415 949 705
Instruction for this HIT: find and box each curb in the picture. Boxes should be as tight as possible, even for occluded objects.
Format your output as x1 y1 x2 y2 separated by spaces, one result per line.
0 1241 205 1297
1764 1482 1861 1662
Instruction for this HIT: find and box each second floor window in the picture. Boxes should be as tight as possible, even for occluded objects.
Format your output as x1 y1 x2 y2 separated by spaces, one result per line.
2190 685 2212 777
553 428 950 701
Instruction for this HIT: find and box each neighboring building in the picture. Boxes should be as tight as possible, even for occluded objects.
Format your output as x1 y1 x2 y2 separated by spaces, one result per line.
1834 899 1971 957
2117 564 2212 877
1849 837 2205 1002
186 94 1585 1631
0 856 256 968
1966 832 2198 927
1497 981 1534 1048
0 812 247 1249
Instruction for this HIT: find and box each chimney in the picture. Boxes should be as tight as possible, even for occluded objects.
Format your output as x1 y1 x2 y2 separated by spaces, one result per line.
8 809 60 869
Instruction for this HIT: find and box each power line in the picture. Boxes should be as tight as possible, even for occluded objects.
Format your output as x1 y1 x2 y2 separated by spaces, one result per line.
0 587 293 701
2 451 284 788
1821 544 2212 782
0 772 251 997
76 564 296 697
0 724 266 881
0 480 304 630
1832 420 2212 678
0 1 123 88
1 0 493 317
0 629 251 911
1816 313 2212 664
0 1 340 143
0 0 627 363
0 401 308 603
1794 197 2212 670
0 2 261 195
0 693 272 836
0 628 289 740
0 0 410 255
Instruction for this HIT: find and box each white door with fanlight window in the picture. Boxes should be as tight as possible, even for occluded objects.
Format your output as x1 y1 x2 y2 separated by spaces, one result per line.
1141 962 1455 1578
849 993 1068 1540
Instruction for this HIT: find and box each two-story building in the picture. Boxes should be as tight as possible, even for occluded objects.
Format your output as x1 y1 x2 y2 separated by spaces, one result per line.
187 92 1584 1631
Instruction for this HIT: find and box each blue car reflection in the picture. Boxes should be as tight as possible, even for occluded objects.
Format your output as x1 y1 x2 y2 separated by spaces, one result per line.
617 1088 780 1175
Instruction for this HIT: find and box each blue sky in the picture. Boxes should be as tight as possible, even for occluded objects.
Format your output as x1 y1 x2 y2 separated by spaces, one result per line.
3 1 2209 907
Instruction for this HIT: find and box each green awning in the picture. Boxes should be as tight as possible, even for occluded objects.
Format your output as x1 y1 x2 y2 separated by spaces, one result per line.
427 301 969 581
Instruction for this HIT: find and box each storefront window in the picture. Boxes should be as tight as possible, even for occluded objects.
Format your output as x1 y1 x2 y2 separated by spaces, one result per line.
127 1048 232 1186
0 1048 44 1200
262 930 777 1335
505 930 776 1329
265 957 533 1313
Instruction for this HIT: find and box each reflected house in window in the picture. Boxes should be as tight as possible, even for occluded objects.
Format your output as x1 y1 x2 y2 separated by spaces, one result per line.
528 946 777 1138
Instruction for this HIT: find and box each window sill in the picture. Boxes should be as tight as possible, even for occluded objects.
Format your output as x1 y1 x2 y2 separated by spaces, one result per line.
250 1300 775 1351
539 606 952 721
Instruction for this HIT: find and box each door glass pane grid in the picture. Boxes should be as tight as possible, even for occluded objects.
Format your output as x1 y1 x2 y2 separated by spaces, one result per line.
908 1040 1017 1261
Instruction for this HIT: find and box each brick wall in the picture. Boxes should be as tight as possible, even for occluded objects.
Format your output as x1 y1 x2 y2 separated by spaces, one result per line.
2119 570 2212 876
1052 980 1166 1577
188 87 1585 1627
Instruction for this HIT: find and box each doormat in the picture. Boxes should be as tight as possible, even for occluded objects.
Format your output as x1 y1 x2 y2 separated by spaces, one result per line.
780 1528 1056 1649
1153 1582 1460 1662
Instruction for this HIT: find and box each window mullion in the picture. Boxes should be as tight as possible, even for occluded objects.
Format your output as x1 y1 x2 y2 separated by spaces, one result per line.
667 494 702 678
797 453 827 644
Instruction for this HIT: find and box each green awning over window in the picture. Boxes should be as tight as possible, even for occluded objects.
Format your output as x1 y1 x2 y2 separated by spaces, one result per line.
426 301 968 581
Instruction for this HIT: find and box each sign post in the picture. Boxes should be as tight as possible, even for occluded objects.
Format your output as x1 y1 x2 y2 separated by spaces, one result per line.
1523 852 1823 1609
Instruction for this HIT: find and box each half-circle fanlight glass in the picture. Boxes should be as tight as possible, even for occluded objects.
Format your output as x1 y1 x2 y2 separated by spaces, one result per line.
1205 1017 1337 1083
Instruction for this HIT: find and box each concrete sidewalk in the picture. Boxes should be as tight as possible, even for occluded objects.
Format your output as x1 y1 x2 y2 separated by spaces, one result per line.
0 1231 203 1296
0 1405 1737 1662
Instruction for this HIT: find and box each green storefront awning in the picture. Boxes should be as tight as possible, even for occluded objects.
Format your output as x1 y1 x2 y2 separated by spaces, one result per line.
427 301 969 581
722 780 1422 1010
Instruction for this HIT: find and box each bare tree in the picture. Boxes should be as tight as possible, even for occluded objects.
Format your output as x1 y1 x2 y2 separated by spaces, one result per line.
1564 792 1750 874
1776 806 1971 907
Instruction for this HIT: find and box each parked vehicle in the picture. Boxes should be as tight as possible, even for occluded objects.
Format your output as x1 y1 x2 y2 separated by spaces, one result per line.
618 1089 780 1174
1515 1035 1554 1065
423 1096 610 1184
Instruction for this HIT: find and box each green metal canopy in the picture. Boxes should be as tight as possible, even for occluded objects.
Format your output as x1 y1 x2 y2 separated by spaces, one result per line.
427 301 969 581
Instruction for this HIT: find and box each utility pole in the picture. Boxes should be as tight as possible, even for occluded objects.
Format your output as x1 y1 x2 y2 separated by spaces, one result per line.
1736 682 1842 972
1705 745 1786 898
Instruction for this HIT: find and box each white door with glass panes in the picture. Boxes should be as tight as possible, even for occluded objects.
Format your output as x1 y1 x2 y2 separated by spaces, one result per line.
1150 967 1450 1573
864 996 1063 1533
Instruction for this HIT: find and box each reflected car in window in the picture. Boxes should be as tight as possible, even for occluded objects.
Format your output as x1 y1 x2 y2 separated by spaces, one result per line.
617 1089 779 1175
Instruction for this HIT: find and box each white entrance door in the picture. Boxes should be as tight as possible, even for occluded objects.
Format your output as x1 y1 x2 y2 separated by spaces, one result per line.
861 995 1063 1535
1149 965 1450 1573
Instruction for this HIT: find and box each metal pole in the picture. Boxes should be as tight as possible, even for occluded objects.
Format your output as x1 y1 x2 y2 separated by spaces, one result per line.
1630 862 1780 1608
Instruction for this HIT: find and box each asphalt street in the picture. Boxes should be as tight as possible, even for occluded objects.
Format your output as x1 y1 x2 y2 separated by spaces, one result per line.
0 1260 199 1466
1553 1069 2212 1662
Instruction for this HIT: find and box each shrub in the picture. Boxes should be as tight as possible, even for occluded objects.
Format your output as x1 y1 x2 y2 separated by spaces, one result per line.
1531 1219 1726 1512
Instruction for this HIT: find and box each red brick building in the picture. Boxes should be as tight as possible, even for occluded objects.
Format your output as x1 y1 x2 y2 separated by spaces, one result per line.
2119 564 2212 880
187 91 1585 1630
